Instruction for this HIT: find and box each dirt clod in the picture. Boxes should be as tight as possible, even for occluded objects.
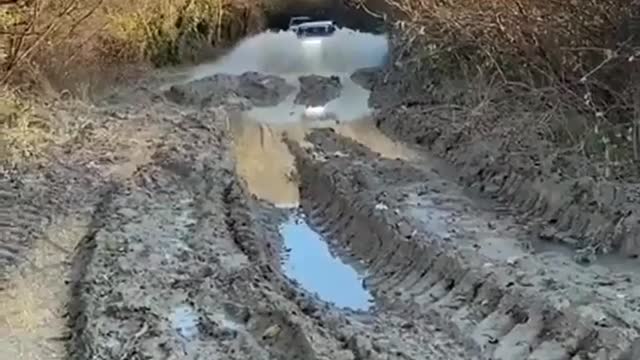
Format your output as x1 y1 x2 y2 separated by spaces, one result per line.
166 71 295 108
295 75 342 107
350 67 381 90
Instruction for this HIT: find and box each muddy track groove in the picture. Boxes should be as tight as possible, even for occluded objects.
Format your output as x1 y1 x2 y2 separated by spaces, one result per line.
67 181 121 359
287 129 640 359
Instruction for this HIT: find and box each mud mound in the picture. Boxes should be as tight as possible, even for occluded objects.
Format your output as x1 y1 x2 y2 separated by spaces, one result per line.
165 71 295 108
350 67 381 90
294 75 342 107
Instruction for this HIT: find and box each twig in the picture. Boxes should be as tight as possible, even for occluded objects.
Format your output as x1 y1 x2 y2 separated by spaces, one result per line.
1 0 86 83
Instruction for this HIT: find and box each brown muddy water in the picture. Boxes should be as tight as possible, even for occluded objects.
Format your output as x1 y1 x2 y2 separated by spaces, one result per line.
232 117 414 207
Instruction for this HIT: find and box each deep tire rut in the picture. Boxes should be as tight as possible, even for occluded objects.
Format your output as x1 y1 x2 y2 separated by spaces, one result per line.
287 128 640 360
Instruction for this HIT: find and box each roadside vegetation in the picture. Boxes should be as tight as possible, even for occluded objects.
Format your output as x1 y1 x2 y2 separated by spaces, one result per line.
3 0 640 181
382 0 640 180
0 0 273 167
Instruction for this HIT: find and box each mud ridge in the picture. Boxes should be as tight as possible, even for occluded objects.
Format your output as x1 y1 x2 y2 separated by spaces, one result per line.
371 32 640 259
67 182 121 359
287 128 640 359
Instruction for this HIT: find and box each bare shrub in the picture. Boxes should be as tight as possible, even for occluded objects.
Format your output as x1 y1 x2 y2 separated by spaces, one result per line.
0 0 267 88
383 0 640 180
100 0 265 66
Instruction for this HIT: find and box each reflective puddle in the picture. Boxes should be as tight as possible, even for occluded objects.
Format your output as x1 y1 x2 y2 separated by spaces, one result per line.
232 119 301 208
232 117 414 207
172 305 199 340
279 212 372 311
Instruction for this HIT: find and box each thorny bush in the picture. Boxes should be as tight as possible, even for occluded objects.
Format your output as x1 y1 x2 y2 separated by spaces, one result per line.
384 0 640 180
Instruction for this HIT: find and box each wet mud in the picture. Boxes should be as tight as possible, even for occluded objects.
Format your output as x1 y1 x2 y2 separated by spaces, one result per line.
370 32 640 260
350 67 381 91
165 71 295 108
294 75 342 107
231 116 414 207
286 128 640 359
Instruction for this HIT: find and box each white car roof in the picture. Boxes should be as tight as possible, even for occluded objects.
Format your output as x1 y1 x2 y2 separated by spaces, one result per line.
297 21 335 28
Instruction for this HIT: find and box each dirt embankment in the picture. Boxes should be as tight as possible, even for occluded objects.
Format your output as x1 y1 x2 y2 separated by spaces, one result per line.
368 29 640 260
295 75 343 107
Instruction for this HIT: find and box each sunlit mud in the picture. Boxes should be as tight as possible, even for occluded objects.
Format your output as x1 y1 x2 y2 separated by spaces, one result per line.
0 216 89 360
232 117 414 207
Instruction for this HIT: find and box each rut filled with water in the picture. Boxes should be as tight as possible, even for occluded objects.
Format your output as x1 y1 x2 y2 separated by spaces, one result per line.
279 212 373 310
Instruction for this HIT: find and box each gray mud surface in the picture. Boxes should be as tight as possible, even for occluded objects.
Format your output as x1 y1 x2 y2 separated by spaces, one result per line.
294 75 342 107
165 71 295 109
65 100 466 359
350 67 381 91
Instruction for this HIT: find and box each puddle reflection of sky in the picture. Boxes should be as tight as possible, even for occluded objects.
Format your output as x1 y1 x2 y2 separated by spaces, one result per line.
279 214 372 311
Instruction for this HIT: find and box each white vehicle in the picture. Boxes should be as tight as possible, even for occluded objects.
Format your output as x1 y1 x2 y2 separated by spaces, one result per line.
294 20 338 41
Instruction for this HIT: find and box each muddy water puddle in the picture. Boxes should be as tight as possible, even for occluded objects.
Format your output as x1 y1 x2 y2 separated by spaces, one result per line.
232 118 414 207
279 212 372 310
246 73 372 124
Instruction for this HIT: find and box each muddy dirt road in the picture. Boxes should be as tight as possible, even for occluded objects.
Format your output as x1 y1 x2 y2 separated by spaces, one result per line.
2 25 640 360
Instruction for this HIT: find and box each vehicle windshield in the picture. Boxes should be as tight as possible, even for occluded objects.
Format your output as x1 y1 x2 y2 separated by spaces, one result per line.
297 25 335 37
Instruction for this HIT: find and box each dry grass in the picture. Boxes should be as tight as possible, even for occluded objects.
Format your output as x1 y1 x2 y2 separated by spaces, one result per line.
100 0 266 66
0 0 268 89
0 89 52 166
0 0 269 167
385 0 632 81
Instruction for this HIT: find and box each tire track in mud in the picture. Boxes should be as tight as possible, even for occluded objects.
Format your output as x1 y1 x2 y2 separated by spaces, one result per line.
0 178 58 281
62 107 406 360
286 128 640 360
232 117 414 208
67 182 121 359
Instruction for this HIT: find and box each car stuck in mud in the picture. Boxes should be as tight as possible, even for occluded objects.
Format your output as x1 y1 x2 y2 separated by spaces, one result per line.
295 20 338 41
